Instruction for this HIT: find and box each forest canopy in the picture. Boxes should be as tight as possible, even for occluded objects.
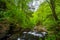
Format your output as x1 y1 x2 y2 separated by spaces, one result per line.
0 0 60 40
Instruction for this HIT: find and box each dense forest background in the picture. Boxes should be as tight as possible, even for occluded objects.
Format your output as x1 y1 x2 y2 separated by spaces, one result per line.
0 0 60 40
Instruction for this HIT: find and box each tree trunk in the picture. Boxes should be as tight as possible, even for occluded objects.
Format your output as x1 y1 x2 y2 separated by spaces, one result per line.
50 0 60 40
50 0 58 21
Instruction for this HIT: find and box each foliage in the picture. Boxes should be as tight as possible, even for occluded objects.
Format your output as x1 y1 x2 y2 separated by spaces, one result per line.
32 0 60 30
32 0 60 40
0 0 60 40
0 0 34 29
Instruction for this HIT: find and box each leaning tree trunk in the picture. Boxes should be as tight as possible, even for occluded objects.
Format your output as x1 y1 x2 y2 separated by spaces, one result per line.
50 0 58 21
50 0 60 40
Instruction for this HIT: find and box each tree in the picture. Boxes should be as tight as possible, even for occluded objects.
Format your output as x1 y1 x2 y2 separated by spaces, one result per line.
32 0 60 40
0 0 34 40
50 0 60 40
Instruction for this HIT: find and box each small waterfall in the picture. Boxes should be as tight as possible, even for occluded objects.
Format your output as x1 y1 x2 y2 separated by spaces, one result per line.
17 38 20 40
